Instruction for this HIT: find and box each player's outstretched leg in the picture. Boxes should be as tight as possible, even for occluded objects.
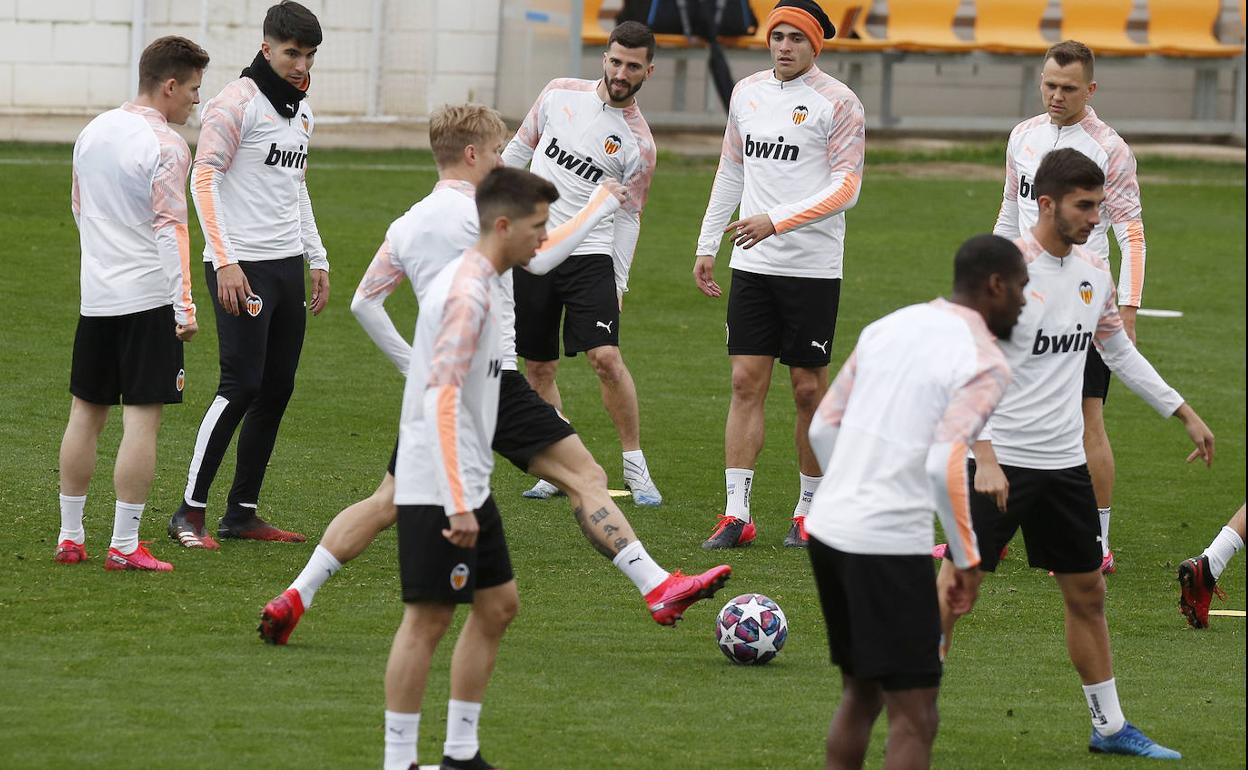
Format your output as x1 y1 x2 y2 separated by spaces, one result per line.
259 473 397 644
1177 503 1243 629
529 435 729 625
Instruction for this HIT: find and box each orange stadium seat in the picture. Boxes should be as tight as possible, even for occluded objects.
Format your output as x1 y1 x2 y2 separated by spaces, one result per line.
1146 0 1244 57
888 0 976 51
823 0 893 50
1058 0 1156 56
582 0 610 46
974 0 1052 55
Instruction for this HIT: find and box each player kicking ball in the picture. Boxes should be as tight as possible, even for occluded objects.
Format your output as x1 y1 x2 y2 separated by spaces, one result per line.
259 105 728 646
936 149 1215 760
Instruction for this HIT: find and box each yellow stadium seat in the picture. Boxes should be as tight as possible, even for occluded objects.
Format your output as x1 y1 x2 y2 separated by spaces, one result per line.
974 0 1052 54
1147 0 1244 57
823 0 893 50
888 0 977 51
1059 0 1156 55
582 0 610 46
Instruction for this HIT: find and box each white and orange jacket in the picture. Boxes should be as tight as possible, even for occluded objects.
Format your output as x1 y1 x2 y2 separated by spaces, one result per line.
191 77 328 271
993 107 1145 306
982 230 1183 470
351 181 622 374
72 103 196 325
697 65 866 279
394 250 504 515
805 300 1010 570
502 78 655 295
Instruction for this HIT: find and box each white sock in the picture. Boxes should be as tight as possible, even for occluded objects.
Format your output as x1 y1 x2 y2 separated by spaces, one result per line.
623 449 652 484
1098 507 1112 556
725 468 753 523
109 501 145 554
383 710 420 770
613 540 669 595
1082 678 1126 737
58 493 87 544
1203 525 1245 580
443 699 482 761
290 544 342 609
529 479 559 496
793 473 821 518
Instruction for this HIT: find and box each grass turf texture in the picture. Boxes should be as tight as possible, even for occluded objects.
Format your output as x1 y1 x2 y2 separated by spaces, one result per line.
0 141 1242 769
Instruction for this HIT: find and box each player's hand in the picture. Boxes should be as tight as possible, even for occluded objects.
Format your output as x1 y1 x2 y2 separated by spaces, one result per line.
693 255 720 298
945 567 983 617
216 263 252 316
310 269 330 315
175 320 198 342
725 213 776 250
974 461 1009 512
1174 403 1214 467
442 510 479 549
1119 305 1138 344
601 178 628 205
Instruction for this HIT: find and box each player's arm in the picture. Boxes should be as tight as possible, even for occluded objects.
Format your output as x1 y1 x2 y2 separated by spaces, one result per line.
1103 141 1146 340
694 97 746 297
350 238 411 372
526 182 625 275
808 348 858 470
1094 315 1213 466
192 91 253 315
992 132 1021 238
927 358 1011 572
610 137 656 297
756 96 866 242
423 275 490 545
501 82 553 169
298 176 330 315
151 136 197 338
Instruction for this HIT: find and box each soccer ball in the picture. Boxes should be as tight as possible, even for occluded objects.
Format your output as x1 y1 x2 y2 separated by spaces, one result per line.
715 593 788 665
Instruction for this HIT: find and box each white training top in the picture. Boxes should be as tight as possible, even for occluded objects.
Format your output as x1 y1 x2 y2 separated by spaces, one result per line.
985 230 1183 470
394 250 504 514
192 77 328 271
72 103 196 325
993 107 1146 306
502 78 655 295
696 65 866 279
351 181 622 373
805 299 1010 569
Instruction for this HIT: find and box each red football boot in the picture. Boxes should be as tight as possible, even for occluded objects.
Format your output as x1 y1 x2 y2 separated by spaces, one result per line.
701 515 756 550
54 540 88 564
218 515 305 542
104 542 173 572
259 588 305 645
646 565 732 626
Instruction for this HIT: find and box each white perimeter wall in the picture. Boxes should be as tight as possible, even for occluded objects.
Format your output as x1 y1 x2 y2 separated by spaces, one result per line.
0 0 502 117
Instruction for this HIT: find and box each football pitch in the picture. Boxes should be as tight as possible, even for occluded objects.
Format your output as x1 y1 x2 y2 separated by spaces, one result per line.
0 140 1243 769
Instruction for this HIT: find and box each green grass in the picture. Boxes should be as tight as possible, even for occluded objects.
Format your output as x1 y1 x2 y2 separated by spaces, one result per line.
0 141 1242 769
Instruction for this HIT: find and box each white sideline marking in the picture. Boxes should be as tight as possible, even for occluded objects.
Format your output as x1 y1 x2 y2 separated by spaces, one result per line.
608 489 630 498
1208 609 1246 618
1136 309 1184 318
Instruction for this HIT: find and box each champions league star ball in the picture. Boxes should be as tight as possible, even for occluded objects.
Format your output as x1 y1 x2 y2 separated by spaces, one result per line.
715 593 788 665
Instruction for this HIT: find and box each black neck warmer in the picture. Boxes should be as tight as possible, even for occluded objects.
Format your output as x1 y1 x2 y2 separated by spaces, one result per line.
242 50 308 119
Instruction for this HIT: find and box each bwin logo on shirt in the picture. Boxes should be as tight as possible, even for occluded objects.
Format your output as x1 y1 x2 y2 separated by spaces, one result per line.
1018 172 1038 201
264 142 308 169
544 137 605 182
744 134 799 161
1031 324 1094 355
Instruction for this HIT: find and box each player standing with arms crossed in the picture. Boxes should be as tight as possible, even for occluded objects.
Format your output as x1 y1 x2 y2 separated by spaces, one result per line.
501 21 663 506
258 105 727 645
806 234 1027 770
937 149 1213 760
694 0 865 549
54 36 209 572
168 1 329 547
989 40 1147 573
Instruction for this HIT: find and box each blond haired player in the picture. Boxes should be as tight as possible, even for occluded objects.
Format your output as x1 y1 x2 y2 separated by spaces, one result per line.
54 36 209 572
259 105 728 647
694 0 865 549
